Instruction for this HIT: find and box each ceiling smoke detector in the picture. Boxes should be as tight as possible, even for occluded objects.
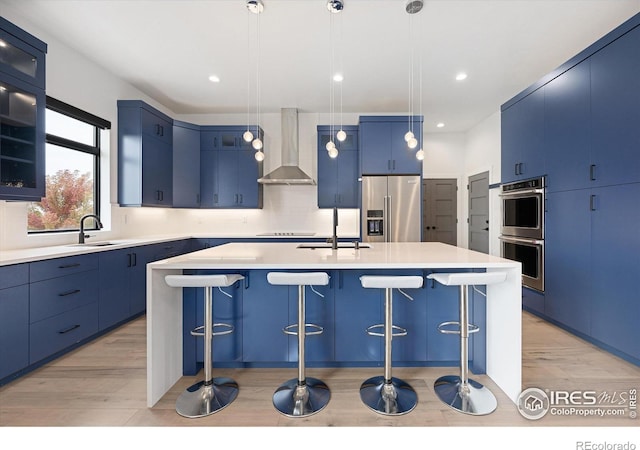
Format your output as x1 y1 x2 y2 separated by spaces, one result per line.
405 0 423 14
327 0 344 13
247 0 264 14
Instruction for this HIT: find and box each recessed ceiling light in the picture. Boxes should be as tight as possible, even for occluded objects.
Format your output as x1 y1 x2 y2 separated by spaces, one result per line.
455 72 468 81
0 40 6 48
333 73 344 82
208 75 220 83
436 122 445 128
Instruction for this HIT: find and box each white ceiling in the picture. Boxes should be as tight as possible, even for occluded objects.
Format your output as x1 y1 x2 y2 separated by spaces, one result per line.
3 0 640 132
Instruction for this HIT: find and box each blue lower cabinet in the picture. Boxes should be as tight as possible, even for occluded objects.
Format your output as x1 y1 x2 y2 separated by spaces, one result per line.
425 270 468 363
334 270 383 362
590 183 640 360
0 283 29 380
30 271 99 323
522 287 545 316
191 274 244 365
29 302 99 364
287 271 335 363
242 270 290 362
98 249 131 330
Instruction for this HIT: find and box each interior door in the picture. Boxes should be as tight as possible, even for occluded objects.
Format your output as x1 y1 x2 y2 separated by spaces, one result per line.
468 171 489 253
422 178 457 245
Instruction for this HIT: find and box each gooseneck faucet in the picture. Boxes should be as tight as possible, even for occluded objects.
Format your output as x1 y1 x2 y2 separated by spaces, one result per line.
332 206 338 250
79 214 103 243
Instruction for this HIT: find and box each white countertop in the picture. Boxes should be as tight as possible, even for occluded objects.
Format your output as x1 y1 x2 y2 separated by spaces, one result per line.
150 242 519 270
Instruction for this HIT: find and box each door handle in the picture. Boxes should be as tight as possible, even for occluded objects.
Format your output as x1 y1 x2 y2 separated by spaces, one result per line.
590 164 596 181
483 227 489 231
590 194 597 211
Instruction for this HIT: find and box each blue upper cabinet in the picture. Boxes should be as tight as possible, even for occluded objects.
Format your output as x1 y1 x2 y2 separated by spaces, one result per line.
590 25 640 187
500 87 545 183
544 59 592 193
359 116 423 175
317 125 359 208
117 100 173 207
199 126 263 209
0 17 47 201
173 120 201 208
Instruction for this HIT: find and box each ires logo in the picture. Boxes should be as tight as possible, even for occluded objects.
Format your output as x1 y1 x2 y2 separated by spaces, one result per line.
548 390 598 405
517 388 638 420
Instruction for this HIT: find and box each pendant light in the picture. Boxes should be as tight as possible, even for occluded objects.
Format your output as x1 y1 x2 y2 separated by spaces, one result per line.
243 4 254 143
246 0 264 161
406 0 422 156
327 0 344 159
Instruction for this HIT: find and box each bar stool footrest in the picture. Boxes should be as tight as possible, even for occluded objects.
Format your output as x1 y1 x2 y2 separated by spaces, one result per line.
436 321 479 335
190 323 234 337
366 324 407 338
283 323 324 336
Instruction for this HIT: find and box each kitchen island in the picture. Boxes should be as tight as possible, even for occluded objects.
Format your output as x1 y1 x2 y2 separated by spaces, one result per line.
146 242 521 407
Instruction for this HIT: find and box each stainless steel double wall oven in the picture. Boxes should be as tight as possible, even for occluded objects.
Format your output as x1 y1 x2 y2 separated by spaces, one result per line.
499 177 545 292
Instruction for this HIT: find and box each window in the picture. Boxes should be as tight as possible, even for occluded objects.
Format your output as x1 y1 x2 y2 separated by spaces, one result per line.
28 97 110 233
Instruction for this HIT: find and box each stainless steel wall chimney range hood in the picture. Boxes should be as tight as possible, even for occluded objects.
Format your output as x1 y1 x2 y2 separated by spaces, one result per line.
257 108 316 185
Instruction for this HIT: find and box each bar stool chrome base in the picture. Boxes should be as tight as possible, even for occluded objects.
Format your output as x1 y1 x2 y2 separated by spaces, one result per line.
176 377 239 418
434 375 497 416
273 377 331 418
360 375 417 416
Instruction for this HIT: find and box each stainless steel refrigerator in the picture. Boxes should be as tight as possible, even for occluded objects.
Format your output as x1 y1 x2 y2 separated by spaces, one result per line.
361 175 421 243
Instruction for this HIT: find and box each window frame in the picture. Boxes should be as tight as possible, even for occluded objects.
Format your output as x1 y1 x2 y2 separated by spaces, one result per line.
27 97 111 234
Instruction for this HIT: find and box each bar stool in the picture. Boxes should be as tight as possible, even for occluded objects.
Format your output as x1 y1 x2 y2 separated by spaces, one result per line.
426 271 507 415
359 275 424 415
267 271 331 417
165 273 244 418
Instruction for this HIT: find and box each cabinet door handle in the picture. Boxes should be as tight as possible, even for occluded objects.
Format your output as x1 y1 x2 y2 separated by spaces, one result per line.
590 194 597 211
58 324 80 335
132 252 137 267
388 160 391 170
590 164 596 181
392 160 396 170
239 194 243 204
58 289 81 297
58 263 81 269
127 253 132 267
214 193 218 204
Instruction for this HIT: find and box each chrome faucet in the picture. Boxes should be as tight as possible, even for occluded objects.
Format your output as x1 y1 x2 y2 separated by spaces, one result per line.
79 214 103 243
326 207 339 250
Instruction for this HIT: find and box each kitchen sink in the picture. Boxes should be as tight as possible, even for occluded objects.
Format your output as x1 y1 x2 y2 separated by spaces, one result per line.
296 242 370 250
67 241 117 247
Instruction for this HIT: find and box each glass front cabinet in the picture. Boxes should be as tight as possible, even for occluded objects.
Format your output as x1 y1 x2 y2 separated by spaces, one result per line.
0 17 47 201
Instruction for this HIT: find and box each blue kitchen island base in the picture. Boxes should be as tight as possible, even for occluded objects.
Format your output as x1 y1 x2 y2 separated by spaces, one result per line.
146 242 521 407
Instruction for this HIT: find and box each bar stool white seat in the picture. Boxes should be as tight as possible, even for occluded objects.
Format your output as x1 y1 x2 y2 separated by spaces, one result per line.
165 273 244 418
267 271 331 417
359 275 423 416
426 271 507 415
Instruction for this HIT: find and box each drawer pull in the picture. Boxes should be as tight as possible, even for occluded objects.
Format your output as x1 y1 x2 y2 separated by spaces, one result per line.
58 289 81 297
58 263 81 269
58 324 80 334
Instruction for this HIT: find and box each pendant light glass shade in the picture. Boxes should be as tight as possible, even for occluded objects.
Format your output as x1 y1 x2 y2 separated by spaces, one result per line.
407 136 418 149
243 130 254 142
415 149 424 160
404 131 414 142
252 137 263 150
254 150 265 161
328 147 339 158
336 129 346 142
326 140 336 151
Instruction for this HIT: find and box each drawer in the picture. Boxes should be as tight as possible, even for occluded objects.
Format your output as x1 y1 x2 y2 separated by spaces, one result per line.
0 263 29 289
29 302 99 364
30 270 99 323
30 253 99 282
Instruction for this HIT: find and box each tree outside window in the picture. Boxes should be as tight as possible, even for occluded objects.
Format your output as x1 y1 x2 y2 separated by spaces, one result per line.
27 99 108 233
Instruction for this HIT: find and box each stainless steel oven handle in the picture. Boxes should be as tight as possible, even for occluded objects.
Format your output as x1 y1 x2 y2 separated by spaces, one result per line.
498 236 544 246
499 188 545 197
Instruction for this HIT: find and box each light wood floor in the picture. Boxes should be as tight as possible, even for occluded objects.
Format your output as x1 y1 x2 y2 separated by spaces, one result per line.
1 311 638 431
